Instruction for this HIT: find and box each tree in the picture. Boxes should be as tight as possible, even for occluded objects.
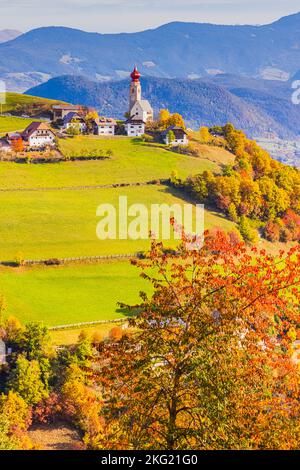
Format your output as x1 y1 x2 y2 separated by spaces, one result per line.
168 113 185 129
7 356 48 406
62 364 104 447
264 220 281 242
0 391 32 434
85 111 99 133
0 416 17 450
199 126 211 144
159 109 171 126
11 138 24 153
109 327 123 343
228 202 238 223
238 215 258 244
92 331 103 348
166 130 175 146
97 230 300 450
3 316 24 345
21 322 50 360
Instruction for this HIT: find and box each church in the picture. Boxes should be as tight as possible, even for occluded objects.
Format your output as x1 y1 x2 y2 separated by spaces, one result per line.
125 67 154 137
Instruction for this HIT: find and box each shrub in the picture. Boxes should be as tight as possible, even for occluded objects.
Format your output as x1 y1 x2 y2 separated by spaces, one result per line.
109 327 123 342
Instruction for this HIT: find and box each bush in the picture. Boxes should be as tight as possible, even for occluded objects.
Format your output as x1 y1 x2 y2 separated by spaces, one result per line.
109 327 123 342
141 134 154 143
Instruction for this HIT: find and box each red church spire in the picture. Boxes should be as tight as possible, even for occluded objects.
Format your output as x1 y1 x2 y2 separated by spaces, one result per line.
131 66 141 82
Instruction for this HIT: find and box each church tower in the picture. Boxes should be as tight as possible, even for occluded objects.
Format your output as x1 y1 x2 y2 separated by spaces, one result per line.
129 66 141 113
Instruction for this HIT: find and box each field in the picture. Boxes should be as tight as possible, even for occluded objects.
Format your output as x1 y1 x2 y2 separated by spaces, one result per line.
0 129 237 331
0 116 44 136
0 92 65 114
0 261 148 326
0 184 234 262
0 135 233 190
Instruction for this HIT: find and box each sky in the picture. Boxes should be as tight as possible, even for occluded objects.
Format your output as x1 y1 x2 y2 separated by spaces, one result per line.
0 0 299 33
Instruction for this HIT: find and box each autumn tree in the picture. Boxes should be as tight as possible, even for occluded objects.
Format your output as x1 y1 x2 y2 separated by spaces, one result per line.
11 138 24 153
97 230 300 450
199 126 212 144
85 111 99 133
109 326 123 343
7 355 48 406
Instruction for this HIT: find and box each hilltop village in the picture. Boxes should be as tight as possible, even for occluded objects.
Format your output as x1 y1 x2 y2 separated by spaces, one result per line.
0 67 188 153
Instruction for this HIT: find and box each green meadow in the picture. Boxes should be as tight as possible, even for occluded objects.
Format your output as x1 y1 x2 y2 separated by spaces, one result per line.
0 261 148 326
0 131 236 329
0 184 234 262
0 92 65 114
0 135 230 190
0 116 43 136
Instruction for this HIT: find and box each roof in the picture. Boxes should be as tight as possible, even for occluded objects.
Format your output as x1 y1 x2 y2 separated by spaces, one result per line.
52 104 82 111
63 112 85 125
125 119 146 125
22 122 55 138
132 100 153 113
162 126 187 136
6 132 22 140
94 117 116 126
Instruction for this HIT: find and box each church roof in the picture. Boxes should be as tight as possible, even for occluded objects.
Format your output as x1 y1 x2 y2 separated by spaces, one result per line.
132 100 153 113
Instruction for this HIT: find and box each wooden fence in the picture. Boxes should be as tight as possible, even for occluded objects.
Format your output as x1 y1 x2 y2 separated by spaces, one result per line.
49 318 126 331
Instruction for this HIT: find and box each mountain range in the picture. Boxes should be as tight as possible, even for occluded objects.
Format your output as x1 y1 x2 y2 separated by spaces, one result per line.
0 29 21 44
26 74 300 139
1 12 300 91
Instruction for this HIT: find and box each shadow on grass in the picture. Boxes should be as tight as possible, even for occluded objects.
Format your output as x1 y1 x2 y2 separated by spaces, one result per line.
116 305 142 318
157 184 232 223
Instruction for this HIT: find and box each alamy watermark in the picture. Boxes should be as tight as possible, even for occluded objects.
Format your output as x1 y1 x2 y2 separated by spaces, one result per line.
291 80 300 105
96 196 204 250
0 80 6 108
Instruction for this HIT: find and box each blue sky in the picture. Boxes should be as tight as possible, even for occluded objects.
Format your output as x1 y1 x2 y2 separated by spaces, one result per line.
1 0 299 32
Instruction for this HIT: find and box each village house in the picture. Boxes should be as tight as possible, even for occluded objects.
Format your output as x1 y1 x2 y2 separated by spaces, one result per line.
124 119 146 137
93 117 116 136
22 122 56 148
52 104 84 123
162 126 189 146
62 112 87 133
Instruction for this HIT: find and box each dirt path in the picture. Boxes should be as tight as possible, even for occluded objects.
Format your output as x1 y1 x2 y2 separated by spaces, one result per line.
29 421 82 451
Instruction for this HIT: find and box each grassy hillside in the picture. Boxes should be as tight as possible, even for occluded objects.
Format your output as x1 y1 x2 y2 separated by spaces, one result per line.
0 132 240 328
0 115 43 136
1 92 66 114
0 136 233 189
0 261 148 326
0 184 235 262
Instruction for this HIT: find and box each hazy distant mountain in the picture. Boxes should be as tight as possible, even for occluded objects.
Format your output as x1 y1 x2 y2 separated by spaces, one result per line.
2 12 300 91
0 29 22 43
26 74 299 139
